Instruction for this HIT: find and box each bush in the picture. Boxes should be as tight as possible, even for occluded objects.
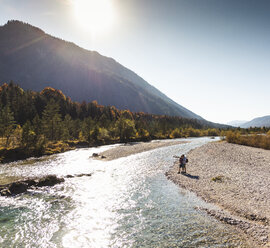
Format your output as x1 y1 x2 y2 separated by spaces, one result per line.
170 128 182 138
226 131 270 150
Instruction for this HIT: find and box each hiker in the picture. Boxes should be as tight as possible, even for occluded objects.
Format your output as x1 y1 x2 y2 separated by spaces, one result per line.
178 154 188 174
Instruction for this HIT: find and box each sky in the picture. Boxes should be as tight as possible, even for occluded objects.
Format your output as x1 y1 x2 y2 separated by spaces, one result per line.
0 0 269 124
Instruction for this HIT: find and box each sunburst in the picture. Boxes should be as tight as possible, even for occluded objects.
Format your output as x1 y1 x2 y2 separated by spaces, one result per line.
73 0 115 35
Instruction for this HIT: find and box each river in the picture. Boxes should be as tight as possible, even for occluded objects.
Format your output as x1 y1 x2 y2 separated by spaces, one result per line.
0 137 249 247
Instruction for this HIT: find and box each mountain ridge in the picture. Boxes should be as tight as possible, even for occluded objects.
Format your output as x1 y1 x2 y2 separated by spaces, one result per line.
240 115 270 128
0 20 205 120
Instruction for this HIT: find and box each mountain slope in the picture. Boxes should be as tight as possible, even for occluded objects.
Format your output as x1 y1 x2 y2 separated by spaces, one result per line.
226 120 247 127
0 20 202 119
240 115 270 128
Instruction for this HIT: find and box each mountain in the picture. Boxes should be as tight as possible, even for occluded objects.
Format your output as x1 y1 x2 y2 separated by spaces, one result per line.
226 120 247 127
240 115 270 128
0 20 203 120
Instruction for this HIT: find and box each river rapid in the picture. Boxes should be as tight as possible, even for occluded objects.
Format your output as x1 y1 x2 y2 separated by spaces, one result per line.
0 137 249 248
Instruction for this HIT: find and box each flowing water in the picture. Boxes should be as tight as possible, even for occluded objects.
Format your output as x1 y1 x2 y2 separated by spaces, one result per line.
0 138 249 248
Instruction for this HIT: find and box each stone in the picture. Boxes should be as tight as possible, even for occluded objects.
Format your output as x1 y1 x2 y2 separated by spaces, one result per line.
24 179 38 187
0 189 11 196
0 175 65 197
36 175 64 187
66 175 75 178
76 173 92 177
8 182 28 195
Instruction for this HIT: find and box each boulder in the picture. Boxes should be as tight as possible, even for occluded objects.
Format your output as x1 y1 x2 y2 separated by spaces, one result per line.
9 182 28 194
36 175 64 187
0 175 65 197
0 182 29 196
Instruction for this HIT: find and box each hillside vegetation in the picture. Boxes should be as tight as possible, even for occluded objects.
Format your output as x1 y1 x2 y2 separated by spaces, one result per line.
0 82 221 162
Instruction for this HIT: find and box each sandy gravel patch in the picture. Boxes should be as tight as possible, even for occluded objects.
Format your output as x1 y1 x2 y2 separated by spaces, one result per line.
166 142 270 247
96 140 188 161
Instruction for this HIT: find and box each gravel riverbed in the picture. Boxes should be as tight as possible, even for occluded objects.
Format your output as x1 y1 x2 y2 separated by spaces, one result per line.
167 141 270 247
97 139 188 160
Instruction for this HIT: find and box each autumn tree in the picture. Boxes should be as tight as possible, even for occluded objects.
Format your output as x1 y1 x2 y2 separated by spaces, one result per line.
116 117 137 141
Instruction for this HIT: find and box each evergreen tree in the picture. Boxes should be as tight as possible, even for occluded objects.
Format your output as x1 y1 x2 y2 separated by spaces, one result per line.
62 114 73 141
0 105 16 147
21 120 36 148
42 99 62 141
90 125 100 142
32 115 42 137
81 116 94 142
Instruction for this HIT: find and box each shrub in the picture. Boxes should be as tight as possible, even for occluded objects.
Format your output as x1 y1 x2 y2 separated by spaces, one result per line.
226 131 270 150
170 128 182 138
211 175 224 182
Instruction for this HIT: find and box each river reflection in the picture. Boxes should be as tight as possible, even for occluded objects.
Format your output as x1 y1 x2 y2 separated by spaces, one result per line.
0 138 249 247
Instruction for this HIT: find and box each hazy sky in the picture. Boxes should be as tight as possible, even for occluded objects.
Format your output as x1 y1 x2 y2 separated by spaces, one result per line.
1 0 269 124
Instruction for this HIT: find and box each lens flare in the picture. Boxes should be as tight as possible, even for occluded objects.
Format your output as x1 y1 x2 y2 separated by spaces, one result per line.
73 0 115 34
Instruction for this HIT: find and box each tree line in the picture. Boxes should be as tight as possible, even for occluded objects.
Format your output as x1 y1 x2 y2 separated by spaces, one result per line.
0 82 221 155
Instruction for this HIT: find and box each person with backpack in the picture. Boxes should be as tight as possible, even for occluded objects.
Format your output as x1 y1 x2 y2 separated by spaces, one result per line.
178 154 188 174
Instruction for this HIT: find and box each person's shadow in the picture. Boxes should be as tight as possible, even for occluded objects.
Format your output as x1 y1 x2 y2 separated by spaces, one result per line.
181 172 199 180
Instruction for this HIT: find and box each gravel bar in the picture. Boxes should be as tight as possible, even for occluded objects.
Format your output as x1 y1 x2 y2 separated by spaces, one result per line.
166 141 270 247
97 139 188 161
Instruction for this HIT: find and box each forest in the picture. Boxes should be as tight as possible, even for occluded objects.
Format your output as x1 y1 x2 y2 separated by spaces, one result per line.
0 82 222 161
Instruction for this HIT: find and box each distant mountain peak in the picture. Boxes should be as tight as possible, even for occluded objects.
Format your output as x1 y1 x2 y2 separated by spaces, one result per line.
240 115 270 128
226 120 247 127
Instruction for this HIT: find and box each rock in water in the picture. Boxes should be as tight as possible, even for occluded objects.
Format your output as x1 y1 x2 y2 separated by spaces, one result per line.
36 175 64 187
9 182 28 195
0 175 65 197
0 182 28 196
0 189 11 196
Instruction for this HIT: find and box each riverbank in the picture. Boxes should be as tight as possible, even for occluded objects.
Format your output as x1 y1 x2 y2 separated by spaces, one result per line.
0 139 129 163
0 138 190 164
166 141 270 247
96 139 189 160
0 141 79 163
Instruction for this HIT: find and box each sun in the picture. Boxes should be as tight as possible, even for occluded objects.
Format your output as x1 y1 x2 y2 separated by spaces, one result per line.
73 0 115 34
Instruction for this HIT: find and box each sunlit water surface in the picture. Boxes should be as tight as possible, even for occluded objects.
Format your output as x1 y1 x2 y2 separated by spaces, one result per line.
0 138 249 247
